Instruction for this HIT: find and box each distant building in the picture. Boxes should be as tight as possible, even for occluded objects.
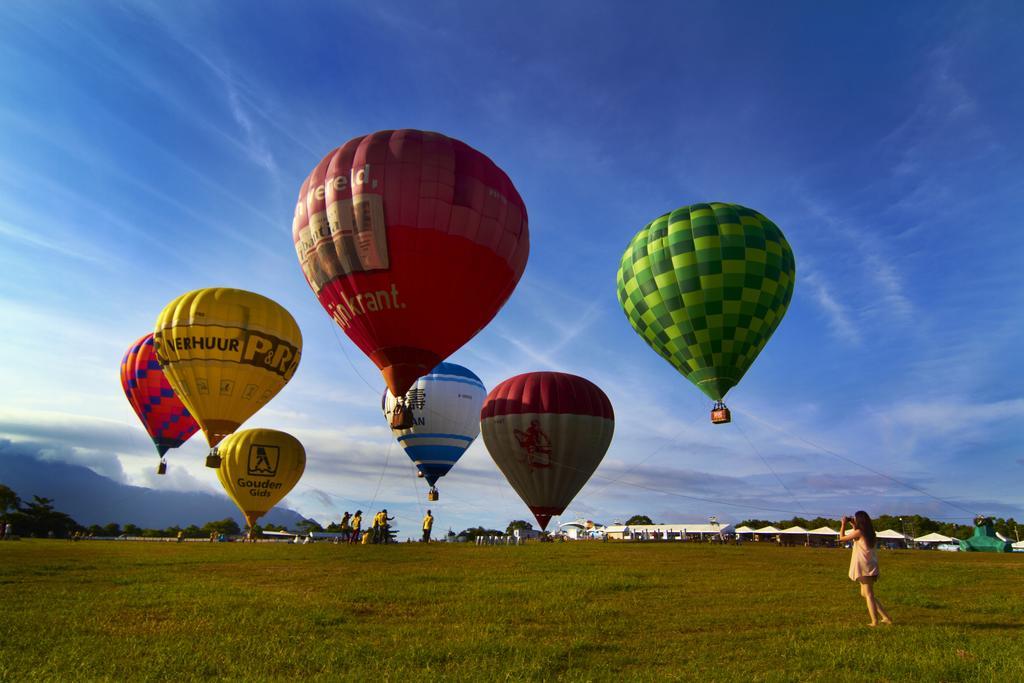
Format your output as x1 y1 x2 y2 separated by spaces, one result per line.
603 522 734 541
556 519 606 540
513 526 541 540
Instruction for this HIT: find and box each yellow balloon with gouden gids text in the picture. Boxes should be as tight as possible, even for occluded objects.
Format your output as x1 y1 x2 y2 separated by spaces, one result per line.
215 429 306 529
153 288 302 448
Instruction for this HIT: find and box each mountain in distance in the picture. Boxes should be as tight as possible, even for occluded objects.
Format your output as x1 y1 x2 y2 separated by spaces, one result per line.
0 450 309 530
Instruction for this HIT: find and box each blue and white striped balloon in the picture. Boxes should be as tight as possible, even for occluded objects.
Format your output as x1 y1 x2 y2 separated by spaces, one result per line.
382 362 485 490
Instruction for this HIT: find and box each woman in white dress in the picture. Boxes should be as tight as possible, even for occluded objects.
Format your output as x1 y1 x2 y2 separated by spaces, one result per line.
839 510 893 627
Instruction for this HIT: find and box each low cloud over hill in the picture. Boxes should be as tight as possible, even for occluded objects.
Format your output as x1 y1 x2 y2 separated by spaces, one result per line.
0 440 308 529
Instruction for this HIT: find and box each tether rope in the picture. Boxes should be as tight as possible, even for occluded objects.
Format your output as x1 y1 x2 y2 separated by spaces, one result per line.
735 419 809 517
732 405 978 517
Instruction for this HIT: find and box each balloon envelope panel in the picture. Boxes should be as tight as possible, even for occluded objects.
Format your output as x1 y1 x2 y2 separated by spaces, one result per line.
383 362 485 486
120 333 199 456
617 202 795 401
216 428 306 527
153 288 302 447
481 372 614 530
294 130 529 396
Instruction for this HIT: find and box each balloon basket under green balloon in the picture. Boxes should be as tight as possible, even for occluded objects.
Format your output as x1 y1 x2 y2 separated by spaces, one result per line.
711 403 731 424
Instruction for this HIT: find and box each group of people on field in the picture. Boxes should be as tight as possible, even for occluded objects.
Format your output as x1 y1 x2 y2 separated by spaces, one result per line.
332 509 434 544
334 509 393 544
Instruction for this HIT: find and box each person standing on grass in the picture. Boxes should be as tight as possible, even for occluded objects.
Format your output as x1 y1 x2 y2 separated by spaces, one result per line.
839 511 893 627
422 510 433 543
339 511 351 542
380 509 394 544
370 510 382 543
349 510 362 544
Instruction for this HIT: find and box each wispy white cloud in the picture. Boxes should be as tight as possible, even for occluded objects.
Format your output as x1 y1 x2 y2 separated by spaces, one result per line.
0 15 287 238
928 46 978 120
861 253 914 322
801 270 861 345
132 2 322 160
223 81 278 174
484 277 609 372
136 462 209 492
490 329 557 369
873 398 1024 459
0 412 137 482
0 218 109 266
0 105 281 262
872 43 1003 219
14 7 289 177
795 189 917 329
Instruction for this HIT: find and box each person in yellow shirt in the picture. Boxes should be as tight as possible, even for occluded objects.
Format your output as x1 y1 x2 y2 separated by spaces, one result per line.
339 511 351 542
422 510 434 543
349 510 362 544
371 510 383 543
375 509 395 544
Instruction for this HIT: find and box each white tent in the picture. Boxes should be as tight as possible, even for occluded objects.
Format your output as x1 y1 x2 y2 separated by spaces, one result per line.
1013 540 1024 551
914 532 953 543
808 526 838 536
734 526 755 534
876 529 912 540
776 526 813 545
753 526 782 534
876 529 912 547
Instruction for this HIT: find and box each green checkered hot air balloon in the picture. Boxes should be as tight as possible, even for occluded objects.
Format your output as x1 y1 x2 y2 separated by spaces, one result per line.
616 203 795 423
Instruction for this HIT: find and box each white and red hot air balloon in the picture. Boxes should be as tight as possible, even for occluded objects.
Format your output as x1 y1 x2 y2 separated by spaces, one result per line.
480 372 614 530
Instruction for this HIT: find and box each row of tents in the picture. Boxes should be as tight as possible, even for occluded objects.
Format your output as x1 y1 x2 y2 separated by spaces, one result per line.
560 521 1024 551
735 525 942 548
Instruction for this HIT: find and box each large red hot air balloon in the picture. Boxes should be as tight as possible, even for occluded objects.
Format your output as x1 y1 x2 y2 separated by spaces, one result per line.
293 130 529 425
481 372 614 530
120 334 199 474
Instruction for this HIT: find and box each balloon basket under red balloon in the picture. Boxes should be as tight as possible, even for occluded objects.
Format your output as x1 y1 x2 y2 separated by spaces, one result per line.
427 488 439 502
390 403 415 430
711 403 731 424
205 451 222 468
157 460 167 475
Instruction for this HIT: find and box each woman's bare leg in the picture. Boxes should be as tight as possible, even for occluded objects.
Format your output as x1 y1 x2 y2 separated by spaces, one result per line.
873 594 892 624
861 581 880 626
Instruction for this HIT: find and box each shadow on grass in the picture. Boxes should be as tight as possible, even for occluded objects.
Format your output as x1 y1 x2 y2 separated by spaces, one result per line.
905 619 1024 630
962 622 1024 630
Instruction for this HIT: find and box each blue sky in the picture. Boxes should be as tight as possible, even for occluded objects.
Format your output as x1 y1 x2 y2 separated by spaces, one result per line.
1 2 1022 534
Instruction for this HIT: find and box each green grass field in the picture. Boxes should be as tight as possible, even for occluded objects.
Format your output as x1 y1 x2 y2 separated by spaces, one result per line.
1 540 1022 682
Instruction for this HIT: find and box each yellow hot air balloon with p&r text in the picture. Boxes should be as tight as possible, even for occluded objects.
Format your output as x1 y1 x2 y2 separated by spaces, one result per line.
153 288 302 456
216 428 306 530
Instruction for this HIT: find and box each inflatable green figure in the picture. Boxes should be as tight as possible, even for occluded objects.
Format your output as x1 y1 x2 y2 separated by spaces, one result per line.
959 517 1012 552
